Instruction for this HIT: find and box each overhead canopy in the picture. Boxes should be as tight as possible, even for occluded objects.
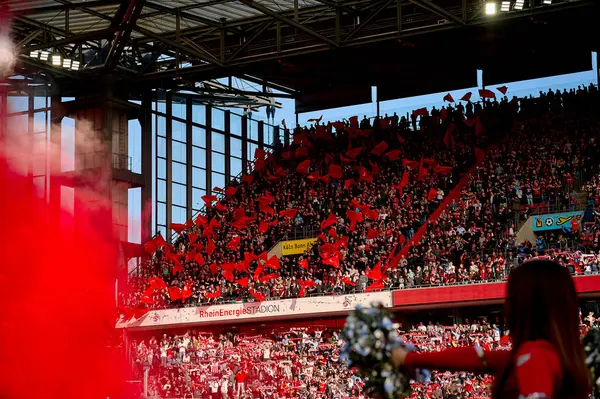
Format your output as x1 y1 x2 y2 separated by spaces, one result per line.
4 0 599 111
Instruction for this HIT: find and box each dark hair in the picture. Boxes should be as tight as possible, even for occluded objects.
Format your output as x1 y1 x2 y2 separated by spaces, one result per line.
492 259 590 398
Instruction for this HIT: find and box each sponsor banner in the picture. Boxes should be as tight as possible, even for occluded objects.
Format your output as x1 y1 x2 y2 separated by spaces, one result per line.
393 275 600 308
120 291 392 330
281 238 317 255
532 211 583 232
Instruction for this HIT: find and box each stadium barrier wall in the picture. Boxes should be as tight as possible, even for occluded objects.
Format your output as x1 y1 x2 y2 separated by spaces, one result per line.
393 275 600 309
119 291 392 330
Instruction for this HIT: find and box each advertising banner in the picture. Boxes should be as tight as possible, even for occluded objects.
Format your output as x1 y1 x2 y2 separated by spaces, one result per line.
532 211 583 231
120 291 392 330
281 238 317 255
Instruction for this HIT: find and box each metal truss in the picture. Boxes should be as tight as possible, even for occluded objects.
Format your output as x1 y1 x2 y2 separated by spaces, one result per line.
7 0 596 92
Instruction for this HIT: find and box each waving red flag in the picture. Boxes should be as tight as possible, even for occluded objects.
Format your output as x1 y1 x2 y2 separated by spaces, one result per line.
385 150 401 161
249 289 265 302
181 284 193 302
195 215 208 226
227 236 241 251
225 186 237 197
194 252 206 266
259 202 276 215
206 238 216 255
258 220 269 233
215 202 227 212
149 277 167 290
478 89 496 99
370 141 389 156
265 256 281 270
344 178 355 190
236 277 249 288
279 208 298 219
443 93 455 102
496 85 508 95
254 147 266 160
366 261 385 281
320 213 338 231
242 174 253 184
202 194 218 205
296 160 311 174
367 228 382 240
321 254 340 268
260 273 278 282
427 188 438 201
205 288 221 299
253 265 264 281
342 277 356 286
460 92 472 102
345 147 363 159
170 223 186 234
307 171 321 182
299 258 308 270
172 260 184 274
168 286 182 301
328 164 343 179
366 280 385 292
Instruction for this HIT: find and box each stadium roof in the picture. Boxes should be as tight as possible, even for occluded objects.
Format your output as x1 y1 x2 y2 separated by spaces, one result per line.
5 0 599 111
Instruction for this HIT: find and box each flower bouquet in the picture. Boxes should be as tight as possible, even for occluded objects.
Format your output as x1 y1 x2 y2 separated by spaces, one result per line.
340 304 429 399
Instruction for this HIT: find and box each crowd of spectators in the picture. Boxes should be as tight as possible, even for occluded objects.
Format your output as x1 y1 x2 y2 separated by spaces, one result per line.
121 84 600 313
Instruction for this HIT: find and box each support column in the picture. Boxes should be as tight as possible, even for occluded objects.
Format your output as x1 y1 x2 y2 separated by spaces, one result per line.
165 92 173 238
186 97 193 220
241 114 248 173
224 110 231 184
140 94 153 243
258 120 264 149
206 104 212 194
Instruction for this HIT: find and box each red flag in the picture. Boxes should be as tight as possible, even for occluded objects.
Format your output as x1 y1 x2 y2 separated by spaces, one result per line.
254 147 266 160
242 174 254 184
443 124 456 149
402 159 419 169
215 202 227 212
321 254 340 268
366 209 379 221
188 233 199 244
370 141 389 156
181 284 193 301
329 164 343 179
209 263 219 275
399 170 409 190
194 252 206 266
342 277 356 286
225 186 237 197
202 194 218 205
366 262 385 281
227 236 241 251
265 256 281 270
434 165 453 175
236 277 249 288
320 213 338 231
460 92 472 102
367 228 382 240
206 238 216 255
478 89 496 99
296 160 311 174
195 215 208 226
346 210 364 223
496 85 508 95
279 208 298 219
213 187 224 193
299 258 308 270
365 280 385 292
249 289 265 302
344 179 355 190
259 203 276 215
260 273 278 282
168 286 181 301
149 277 167 290
170 223 186 234
345 147 363 159
385 150 401 161
258 220 269 233
172 260 184 274
205 288 221 299
443 93 455 102
427 188 438 201
328 227 338 240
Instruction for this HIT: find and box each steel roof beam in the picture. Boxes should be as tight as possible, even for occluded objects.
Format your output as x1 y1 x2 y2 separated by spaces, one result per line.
407 0 465 25
12 0 121 16
237 0 339 48
226 21 274 62
51 0 115 22
343 0 394 42
105 0 147 70
24 27 119 51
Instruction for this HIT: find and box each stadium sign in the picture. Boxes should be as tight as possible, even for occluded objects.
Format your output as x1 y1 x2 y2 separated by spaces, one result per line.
532 211 583 232
118 291 392 330
281 238 318 255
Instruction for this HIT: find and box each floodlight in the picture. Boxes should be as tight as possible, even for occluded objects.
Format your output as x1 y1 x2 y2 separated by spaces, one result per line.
52 54 61 66
39 51 49 61
62 59 71 69
29 50 39 58
485 2 497 15
501 1 511 11
542 0 552 4
71 61 80 70
514 0 524 10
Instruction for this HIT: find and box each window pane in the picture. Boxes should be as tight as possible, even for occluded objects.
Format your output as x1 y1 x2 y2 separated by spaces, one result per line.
231 113 242 135
247 142 257 164
173 183 186 207
8 96 28 113
212 132 225 153
34 96 47 110
212 172 225 191
192 167 206 188
157 202 166 225
231 157 242 178
157 159 166 179
157 137 166 157
172 100 186 120
172 205 187 224
34 112 46 133
173 120 186 142
157 115 166 137
249 119 259 140
172 161 186 184
193 147 206 168
157 225 166 238
173 140 186 163
192 126 206 147
192 103 206 125
212 108 224 131
157 179 166 202
230 138 242 158
212 152 225 173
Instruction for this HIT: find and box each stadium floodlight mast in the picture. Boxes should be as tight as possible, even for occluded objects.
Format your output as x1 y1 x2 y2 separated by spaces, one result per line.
51 53 61 66
485 2 498 15
501 1 511 11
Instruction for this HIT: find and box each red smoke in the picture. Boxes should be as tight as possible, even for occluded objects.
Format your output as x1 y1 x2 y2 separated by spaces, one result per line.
0 125 131 396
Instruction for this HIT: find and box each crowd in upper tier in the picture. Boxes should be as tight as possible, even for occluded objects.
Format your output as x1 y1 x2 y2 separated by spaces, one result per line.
129 310 599 399
119 84 600 316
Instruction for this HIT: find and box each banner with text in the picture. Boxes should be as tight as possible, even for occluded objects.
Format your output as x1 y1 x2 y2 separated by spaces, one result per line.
119 291 392 330
532 211 583 232
281 238 318 255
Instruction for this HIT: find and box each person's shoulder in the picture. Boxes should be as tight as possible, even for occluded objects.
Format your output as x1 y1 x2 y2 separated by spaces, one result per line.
514 340 561 376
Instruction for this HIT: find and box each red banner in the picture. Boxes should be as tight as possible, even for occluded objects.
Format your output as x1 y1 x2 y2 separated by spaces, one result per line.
393 275 600 308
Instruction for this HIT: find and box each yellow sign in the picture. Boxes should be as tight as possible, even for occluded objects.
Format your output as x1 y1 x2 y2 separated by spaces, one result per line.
281 238 317 256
